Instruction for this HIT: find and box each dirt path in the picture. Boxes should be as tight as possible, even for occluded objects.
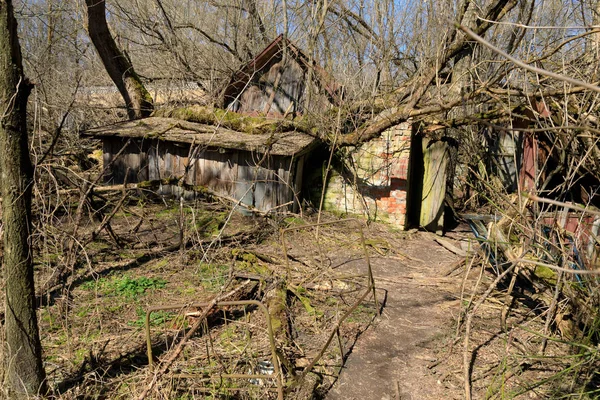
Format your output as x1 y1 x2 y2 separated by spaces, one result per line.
327 234 463 400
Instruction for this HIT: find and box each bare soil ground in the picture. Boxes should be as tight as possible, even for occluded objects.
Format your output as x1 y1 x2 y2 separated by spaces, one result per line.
326 230 463 400
325 226 598 400
1 194 594 399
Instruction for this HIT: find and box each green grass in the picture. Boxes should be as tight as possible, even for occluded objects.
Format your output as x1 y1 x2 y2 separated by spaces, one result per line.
75 305 93 318
155 206 179 218
129 307 181 328
82 274 167 299
197 263 229 292
40 309 61 333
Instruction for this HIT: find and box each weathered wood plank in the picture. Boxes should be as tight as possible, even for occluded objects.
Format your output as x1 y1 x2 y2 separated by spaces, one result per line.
420 138 449 234
99 134 304 213
293 156 305 212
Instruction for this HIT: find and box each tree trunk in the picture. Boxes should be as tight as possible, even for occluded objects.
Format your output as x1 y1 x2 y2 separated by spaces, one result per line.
588 0 600 71
85 0 153 120
0 0 47 397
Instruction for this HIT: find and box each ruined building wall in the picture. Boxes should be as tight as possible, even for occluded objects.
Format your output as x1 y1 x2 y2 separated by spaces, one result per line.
323 122 412 227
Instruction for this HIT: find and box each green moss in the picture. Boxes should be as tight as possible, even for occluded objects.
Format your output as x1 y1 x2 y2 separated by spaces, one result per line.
129 71 154 107
232 249 271 276
152 105 318 136
534 265 557 285
193 211 226 236
289 286 322 318
137 177 178 189
268 286 288 334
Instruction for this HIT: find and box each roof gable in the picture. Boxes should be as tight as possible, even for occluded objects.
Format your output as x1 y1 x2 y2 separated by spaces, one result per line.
222 35 341 115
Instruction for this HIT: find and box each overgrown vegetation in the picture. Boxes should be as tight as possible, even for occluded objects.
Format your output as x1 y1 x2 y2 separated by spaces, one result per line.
7 189 379 399
152 105 319 136
81 274 167 299
452 182 600 398
4 0 600 398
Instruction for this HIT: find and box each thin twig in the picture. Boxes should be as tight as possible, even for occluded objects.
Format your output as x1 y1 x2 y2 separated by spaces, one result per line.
136 281 251 400
458 24 600 94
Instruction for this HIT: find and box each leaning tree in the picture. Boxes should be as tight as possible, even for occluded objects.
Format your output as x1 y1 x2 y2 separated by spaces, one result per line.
85 0 153 119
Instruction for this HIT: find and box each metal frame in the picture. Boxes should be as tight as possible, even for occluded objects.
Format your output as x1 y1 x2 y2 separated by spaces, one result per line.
145 300 284 400
144 218 379 398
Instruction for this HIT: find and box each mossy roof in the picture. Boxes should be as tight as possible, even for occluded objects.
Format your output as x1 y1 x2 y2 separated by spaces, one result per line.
82 117 318 157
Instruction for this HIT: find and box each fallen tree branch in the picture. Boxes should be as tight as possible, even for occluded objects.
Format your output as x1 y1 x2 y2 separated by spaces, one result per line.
458 24 600 94
464 263 516 400
514 258 600 275
136 280 252 400
337 0 519 146
427 233 468 257
527 194 600 217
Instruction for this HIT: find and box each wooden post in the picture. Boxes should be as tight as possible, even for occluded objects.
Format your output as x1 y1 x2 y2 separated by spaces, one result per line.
519 132 537 192
420 138 449 235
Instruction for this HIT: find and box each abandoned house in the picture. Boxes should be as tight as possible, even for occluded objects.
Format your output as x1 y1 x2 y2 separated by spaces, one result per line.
317 122 450 233
83 117 317 213
221 34 342 116
83 35 447 230
82 35 339 214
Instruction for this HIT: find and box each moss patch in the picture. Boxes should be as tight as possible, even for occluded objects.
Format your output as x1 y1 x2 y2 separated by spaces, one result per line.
534 264 558 286
152 105 317 136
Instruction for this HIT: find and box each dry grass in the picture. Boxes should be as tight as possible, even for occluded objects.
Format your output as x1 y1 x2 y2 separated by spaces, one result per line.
1 187 382 399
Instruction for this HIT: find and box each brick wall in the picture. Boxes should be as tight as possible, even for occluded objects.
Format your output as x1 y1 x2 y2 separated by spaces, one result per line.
323 122 412 228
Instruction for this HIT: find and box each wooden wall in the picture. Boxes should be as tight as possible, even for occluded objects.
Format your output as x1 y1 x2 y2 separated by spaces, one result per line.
226 56 332 116
229 57 305 115
102 138 150 183
102 137 302 212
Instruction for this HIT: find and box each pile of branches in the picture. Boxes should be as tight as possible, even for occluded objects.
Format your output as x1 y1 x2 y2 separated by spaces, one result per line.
458 192 600 399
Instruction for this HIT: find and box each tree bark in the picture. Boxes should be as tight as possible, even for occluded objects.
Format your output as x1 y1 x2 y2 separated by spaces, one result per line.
85 0 153 120
0 0 47 397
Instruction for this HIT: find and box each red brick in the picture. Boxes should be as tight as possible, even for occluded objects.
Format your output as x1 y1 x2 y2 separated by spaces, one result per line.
377 198 390 207
390 159 409 179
